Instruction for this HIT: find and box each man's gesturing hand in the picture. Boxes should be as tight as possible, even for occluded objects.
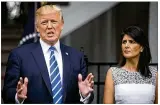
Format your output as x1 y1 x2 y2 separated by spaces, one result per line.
16 77 28 102
78 73 94 97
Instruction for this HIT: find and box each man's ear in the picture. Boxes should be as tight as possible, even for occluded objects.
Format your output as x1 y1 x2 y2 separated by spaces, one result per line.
61 22 64 30
35 24 39 32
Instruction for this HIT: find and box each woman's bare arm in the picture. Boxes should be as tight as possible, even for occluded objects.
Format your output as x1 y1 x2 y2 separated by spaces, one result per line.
103 68 114 104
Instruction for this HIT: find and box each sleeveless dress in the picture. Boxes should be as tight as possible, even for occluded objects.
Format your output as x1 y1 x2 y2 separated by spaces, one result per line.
111 66 157 104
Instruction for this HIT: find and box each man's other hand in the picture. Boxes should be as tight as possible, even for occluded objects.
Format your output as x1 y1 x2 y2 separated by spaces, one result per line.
78 73 94 97
16 77 28 102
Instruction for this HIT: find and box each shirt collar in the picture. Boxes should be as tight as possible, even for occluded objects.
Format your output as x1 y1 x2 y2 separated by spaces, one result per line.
40 38 61 53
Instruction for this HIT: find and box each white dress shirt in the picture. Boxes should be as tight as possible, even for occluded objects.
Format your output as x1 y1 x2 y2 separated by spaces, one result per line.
40 39 63 82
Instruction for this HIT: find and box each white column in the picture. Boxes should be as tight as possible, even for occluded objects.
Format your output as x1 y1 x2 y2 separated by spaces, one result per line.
148 2 158 63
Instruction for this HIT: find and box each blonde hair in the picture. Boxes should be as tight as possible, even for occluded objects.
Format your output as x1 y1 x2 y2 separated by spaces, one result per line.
35 5 64 25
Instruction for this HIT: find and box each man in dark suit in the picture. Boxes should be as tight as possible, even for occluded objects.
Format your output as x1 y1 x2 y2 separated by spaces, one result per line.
2 4 94 104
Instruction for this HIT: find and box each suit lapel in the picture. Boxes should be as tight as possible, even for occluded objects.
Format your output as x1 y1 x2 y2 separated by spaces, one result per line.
31 42 52 96
60 43 72 102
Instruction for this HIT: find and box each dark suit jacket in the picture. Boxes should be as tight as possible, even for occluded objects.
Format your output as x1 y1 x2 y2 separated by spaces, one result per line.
2 41 93 104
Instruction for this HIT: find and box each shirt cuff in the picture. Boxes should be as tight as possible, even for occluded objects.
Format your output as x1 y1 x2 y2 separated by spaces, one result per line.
15 93 25 104
79 90 91 104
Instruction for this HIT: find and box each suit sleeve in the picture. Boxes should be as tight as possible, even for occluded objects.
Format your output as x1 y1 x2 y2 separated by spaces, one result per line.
80 53 87 81
2 50 21 103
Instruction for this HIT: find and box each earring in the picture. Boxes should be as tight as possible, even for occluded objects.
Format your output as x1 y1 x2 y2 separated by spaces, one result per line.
140 49 143 52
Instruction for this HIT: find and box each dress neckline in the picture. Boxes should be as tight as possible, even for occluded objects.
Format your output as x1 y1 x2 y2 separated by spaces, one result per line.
119 67 139 73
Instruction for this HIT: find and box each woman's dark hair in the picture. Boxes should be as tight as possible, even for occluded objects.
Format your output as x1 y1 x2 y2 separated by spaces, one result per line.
119 26 152 78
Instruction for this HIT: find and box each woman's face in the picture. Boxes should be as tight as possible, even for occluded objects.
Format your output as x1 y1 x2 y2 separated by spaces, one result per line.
122 34 143 59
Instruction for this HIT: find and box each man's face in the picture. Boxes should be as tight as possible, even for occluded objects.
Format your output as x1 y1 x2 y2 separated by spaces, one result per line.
36 7 63 45
121 34 143 59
